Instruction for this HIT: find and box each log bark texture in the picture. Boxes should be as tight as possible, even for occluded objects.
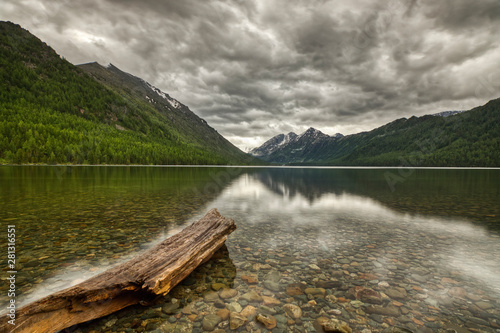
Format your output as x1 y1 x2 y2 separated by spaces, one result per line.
0 208 236 333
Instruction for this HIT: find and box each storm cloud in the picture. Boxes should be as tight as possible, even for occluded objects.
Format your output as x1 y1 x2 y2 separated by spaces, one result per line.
2 0 500 149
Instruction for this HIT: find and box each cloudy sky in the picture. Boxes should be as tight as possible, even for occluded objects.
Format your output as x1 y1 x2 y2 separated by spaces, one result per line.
2 0 500 150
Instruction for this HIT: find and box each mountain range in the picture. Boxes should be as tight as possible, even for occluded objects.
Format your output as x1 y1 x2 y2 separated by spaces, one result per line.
250 129 342 158
0 21 258 165
1 20 499 167
250 102 500 166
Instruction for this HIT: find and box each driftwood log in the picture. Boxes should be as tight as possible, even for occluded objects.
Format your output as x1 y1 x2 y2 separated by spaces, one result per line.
0 208 236 333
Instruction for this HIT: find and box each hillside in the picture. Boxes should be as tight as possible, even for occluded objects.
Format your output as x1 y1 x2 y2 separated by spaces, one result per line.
77 62 255 164
0 21 258 165
249 132 298 157
252 99 500 167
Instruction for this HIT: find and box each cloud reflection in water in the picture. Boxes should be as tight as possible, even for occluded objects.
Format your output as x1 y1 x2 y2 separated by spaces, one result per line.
207 171 500 302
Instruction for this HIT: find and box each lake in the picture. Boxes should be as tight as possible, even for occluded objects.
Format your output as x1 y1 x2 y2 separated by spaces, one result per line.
1 166 499 332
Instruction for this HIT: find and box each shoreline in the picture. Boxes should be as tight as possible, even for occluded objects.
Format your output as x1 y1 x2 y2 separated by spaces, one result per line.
1 163 500 170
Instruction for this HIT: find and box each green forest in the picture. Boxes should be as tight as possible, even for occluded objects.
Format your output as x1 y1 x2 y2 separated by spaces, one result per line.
2 21 499 167
266 99 500 167
0 21 255 165
329 101 500 167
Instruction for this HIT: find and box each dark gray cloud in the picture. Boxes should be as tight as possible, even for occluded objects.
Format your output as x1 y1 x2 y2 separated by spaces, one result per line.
2 0 500 150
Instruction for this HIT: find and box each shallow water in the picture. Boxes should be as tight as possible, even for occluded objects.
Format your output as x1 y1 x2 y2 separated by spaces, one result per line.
1 166 499 332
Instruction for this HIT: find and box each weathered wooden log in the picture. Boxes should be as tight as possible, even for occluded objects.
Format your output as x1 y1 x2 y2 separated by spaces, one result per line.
0 208 236 333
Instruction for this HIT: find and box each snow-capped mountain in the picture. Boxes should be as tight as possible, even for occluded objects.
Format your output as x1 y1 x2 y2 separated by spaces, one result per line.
144 80 182 110
249 132 298 157
297 127 332 143
430 110 464 117
77 61 259 164
250 128 343 162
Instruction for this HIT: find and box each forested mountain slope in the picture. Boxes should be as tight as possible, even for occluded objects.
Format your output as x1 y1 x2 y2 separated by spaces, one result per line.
0 21 257 165
78 62 254 164
252 99 500 167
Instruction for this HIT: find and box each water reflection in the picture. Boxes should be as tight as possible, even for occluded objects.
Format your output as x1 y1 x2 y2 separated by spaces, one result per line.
2 166 499 332
202 169 500 332
0 166 241 309
248 168 500 229
235 171 500 292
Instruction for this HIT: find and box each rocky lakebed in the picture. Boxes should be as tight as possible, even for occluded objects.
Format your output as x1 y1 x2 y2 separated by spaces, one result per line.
68 217 500 333
2 167 499 333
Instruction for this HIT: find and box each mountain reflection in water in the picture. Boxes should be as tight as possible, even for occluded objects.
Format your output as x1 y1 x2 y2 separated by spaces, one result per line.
1 166 499 332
